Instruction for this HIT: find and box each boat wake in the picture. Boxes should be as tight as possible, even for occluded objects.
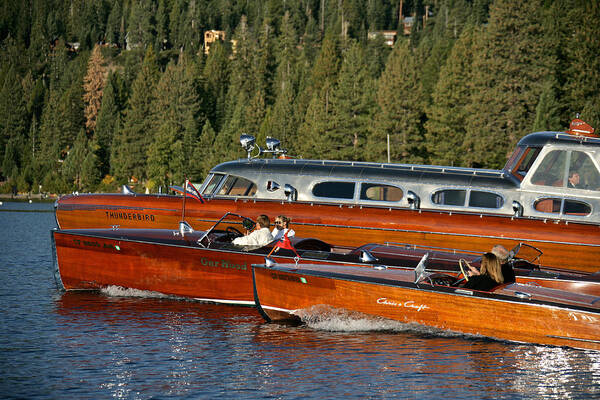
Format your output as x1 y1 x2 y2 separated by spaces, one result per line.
293 305 476 339
100 285 173 299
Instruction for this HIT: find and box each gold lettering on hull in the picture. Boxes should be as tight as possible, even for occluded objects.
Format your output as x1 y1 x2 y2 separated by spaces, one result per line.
105 211 156 222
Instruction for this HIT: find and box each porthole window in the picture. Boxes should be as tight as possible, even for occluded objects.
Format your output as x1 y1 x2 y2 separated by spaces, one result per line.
534 198 561 213
469 191 504 209
432 189 466 206
313 182 356 199
360 183 403 202
563 199 591 216
534 198 591 216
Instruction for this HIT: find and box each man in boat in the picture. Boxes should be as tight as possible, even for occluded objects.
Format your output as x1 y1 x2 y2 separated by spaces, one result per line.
568 171 581 188
233 214 274 247
491 244 516 283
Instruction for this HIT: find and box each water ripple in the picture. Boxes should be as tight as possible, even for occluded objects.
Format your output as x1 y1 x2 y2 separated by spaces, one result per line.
0 204 599 399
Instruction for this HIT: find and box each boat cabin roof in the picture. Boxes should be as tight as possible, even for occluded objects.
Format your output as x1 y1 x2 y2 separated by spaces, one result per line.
201 126 600 222
518 131 600 148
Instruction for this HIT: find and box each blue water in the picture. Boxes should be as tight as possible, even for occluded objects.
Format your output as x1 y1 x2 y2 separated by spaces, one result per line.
1 201 599 399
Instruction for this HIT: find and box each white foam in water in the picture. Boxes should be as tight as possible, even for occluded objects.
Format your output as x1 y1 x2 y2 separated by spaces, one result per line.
293 305 474 339
101 285 171 299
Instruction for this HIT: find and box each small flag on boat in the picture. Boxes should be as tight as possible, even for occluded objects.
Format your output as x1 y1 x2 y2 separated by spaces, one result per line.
268 231 299 258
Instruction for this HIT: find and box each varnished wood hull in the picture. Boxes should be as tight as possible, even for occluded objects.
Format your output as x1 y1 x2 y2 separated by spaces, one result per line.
53 229 259 304
252 264 600 351
56 194 600 273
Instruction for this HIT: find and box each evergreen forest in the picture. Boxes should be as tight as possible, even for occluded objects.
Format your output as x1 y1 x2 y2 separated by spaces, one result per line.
1 0 599 195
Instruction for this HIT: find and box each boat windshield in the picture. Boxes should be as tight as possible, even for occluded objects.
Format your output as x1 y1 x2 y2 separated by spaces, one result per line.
505 146 542 181
508 243 542 264
197 212 255 247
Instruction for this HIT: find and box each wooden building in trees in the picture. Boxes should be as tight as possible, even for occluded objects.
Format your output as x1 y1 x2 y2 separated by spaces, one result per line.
367 31 397 47
204 30 226 54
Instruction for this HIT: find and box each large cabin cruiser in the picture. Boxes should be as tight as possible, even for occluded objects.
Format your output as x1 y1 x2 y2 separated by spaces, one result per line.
56 119 600 273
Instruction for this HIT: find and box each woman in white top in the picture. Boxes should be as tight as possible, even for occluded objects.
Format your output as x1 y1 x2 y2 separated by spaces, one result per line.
271 215 295 240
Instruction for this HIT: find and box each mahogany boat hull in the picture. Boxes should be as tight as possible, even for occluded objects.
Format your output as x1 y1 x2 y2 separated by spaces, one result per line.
52 223 600 309
252 264 600 351
56 194 600 274
53 229 263 305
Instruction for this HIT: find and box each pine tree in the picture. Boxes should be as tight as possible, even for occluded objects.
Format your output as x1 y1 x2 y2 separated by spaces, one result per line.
147 57 202 189
464 0 556 169
425 26 476 166
62 129 89 191
562 1 600 123
533 79 562 132
297 34 341 158
263 11 300 149
327 41 375 160
197 119 217 177
203 40 230 132
219 16 258 160
95 72 122 177
106 0 124 47
0 66 27 177
38 79 85 182
155 0 170 50
83 45 107 135
115 46 159 183
368 39 426 164
127 0 155 49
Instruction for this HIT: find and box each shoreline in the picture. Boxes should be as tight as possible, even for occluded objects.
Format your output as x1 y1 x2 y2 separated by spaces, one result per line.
0 193 59 202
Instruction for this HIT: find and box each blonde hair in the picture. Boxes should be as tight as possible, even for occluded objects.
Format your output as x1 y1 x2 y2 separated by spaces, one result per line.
480 252 504 284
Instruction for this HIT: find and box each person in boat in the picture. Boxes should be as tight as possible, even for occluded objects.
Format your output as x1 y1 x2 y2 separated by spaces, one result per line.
271 215 295 241
491 244 516 284
232 214 274 247
568 171 581 188
463 252 504 291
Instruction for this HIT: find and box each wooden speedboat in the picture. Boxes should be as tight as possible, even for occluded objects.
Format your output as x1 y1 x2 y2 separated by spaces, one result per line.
252 260 600 351
52 213 600 305
55 119 600 273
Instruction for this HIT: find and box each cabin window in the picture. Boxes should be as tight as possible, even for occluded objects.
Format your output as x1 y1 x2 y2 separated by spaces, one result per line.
468 191 504 209
534 198 591 216
568 151 600 191
432 189 466 206
506 146 542 181
531 150 567 187
563 199 592 215
531 150 600 190
217 175 257 197
360 183 403 202
534 198 561 213
202 174 225 195
516 148 541 179
313 181 356 199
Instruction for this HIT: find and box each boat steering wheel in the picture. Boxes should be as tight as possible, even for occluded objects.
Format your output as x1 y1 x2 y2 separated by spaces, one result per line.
455 258 471 286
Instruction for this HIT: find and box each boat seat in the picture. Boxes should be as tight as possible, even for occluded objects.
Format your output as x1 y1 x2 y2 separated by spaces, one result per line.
294 238 331 252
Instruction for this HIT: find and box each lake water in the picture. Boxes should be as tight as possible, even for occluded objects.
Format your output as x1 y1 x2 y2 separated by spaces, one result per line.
1 201 599 399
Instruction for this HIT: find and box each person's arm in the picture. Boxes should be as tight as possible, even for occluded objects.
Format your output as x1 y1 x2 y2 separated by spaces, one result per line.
233 230 257 245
